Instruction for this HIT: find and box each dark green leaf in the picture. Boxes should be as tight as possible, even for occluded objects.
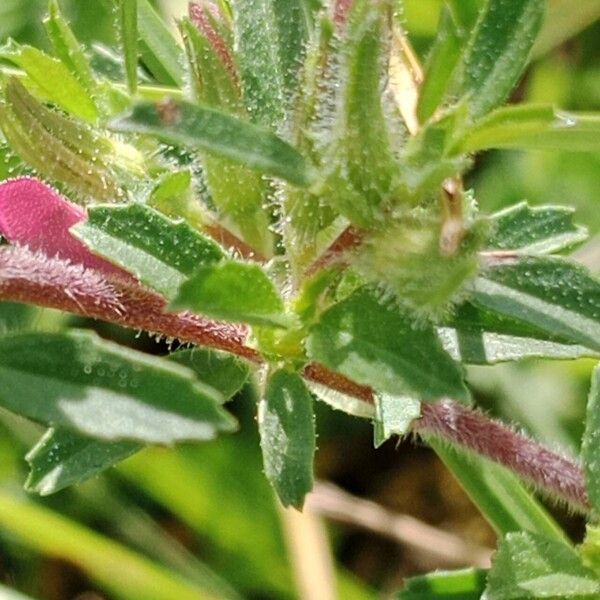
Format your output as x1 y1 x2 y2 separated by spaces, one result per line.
0 39 99 122
487 201 587 255
306 288 470 403
397 568 487 599
429 439 568 542
120 0 138 94
259 369 315 508
0 330 236 443
485 532 600 598
172 261 289 328
169 348 250 402
72 203 224 299
472 257 600 353
457 0 544 118
44 0 97 94
417 7 462 124
582 366 600 514
110 100 314 187
137 0 185 87
26 428 141 496
373 395 421 448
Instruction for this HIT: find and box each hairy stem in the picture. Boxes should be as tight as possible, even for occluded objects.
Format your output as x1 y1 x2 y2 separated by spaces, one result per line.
417 400 590 514
0 245 590 513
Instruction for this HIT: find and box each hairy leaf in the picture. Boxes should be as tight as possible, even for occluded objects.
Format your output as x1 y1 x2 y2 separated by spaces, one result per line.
457 0 544 118
582 366 600 514
472 257 600 353
72 203 224 298
259 369 315 508
487 201 588 255
110 100 314 187
172 261 289 328
306 288 470 403
0 39 98 122
485 532 600 598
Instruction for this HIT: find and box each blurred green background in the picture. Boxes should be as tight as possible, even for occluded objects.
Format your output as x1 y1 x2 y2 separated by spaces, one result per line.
0 1 598 598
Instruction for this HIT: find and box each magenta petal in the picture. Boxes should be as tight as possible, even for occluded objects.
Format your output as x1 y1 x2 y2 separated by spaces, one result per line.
0 177 129 278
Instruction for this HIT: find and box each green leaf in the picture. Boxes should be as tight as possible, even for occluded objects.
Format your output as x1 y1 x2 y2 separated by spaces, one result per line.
582 365 600 514
447 0 481 32
457 0 544 118
25 346 250 496
487 201 588 255
320 0 396 226
72 203 224 299
373 395 421 448
439 302 599 365
25 428 141 496
137 0 185 87
229 0 310 125
44 0 97 94
457 104 600 154
179 17 240 111
120 0 138 94
172 261 289 328
0 330 236 443
110 99 314 187
471 257 600 353
0 77 118 200
306 379 376 419
0 39 99 122
485 532 600 599
417 7 463 124
169 347 250 402
258 369 315 508
429 439 568 543
397 568 487 599
580 525 600 576
306 288 470 403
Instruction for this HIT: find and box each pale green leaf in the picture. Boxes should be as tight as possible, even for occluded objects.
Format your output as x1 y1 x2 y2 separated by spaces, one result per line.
72 203 224 299
306 288 470 403
397 568 487 599
582 365 600 514
120 0 138 94
44 0 97 94
373 395 421 448
110 99 314 187
0 39 98 122
172 261 289 328
457 105 600 153
137 0 185 87
258 369 315 508
417 7 462 124
0 330 236 444
485 531 600 598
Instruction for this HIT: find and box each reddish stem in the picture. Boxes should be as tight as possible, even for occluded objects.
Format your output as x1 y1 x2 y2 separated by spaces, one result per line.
306 226 365 276
417 400 590 513
0 246 590 513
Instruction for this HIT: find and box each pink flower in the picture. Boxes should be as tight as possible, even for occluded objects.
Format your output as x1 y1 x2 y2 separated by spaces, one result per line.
0 177 129 278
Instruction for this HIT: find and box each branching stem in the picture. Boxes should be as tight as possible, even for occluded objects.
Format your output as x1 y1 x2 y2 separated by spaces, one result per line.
0 245 590 514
